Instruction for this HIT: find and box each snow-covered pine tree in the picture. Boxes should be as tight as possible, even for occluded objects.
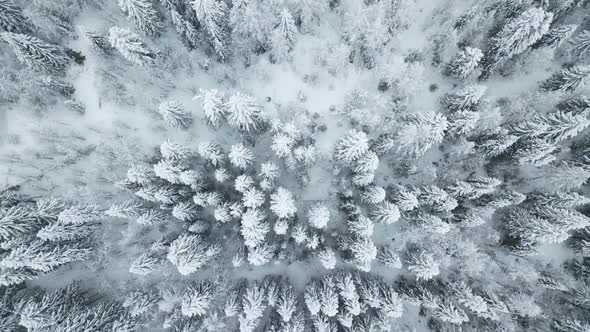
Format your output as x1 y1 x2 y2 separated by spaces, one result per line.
226 92 264 132
270 8 297 62
419 185 458 213
318 247 337 270
360 185 386 204
229 143 254 169
79 26 114 54
294 0 328 32
571 30 590 60
445 47 483 79
166 234 220 275
348 236 378 272
406 250 440 280
319 277 339 317
348 215 374 237
180 281 215 317
504 208 569 245
240 209 269 248
160 140 193 161
129 250 163 276
396 112 448 157
304 281 322 315
57 203 100 225
160 0 199 48
0 32 69 72
371 201 400 225
0 0 28 33
158 101 192 129
529 191 590 209
0 204 40 242
191 0 228 59
277 284 298 322
354 151 379 174
271 133 295 158
270 187 297 219
541 64 590 92
195 88 226 128
541 161 590 191
334 130 370 165
535 24 578 49
36 221 96 242
425 298 469 325
108 26 157 65
377 245 402 268
0 240 91 272
306 202 330 229
123 290 159 317
481 7 553 77
118 0 161 36
441 84 487 112
198 141 225 166
247 242 275 266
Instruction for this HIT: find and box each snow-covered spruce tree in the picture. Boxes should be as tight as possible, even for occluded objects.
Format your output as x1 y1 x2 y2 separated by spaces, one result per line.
571 30 590 60
481 7 553 77
270 187 297 219
229 143 254 169
541 64 590 92
441 85 487 112
108 26 157 65
226 92 264 132
396 112 448 157
166 234 220 275
158 101 192 129
535 24 578 49
195 88 226 128
445 47 483 79
118 0 161 36
191 0 228 59
0 0 28 33
334 130 370 165
0 32 69 72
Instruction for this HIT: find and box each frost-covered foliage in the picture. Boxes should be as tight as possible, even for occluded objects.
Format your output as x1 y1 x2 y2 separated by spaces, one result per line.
3 0 590 331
